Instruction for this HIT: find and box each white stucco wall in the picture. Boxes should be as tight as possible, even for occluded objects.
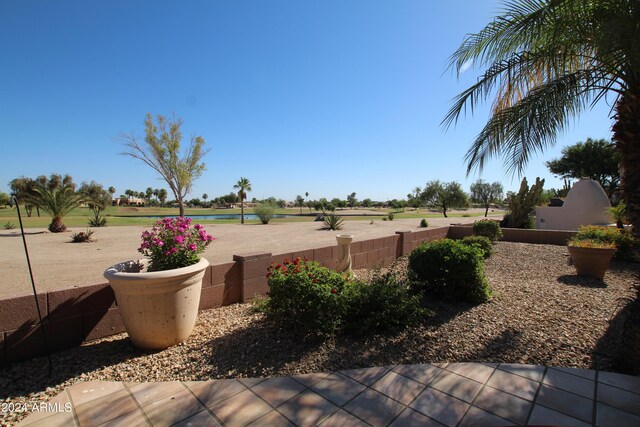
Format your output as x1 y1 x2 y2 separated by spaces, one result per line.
535 179 611 230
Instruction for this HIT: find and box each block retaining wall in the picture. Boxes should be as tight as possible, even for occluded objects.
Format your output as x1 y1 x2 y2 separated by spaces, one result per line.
0 225 572 365
447 225 576 245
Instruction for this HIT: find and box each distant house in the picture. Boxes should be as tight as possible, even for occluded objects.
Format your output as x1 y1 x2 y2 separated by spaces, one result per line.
113 197 145 207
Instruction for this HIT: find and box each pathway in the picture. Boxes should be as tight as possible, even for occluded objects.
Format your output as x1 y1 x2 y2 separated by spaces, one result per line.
16 362 640 426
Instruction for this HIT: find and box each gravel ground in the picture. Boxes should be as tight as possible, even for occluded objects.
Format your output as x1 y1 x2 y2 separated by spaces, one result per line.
1 242 638 425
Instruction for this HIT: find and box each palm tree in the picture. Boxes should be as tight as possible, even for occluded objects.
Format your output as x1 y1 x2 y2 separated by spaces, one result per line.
158 188 168 206
443 0 640 238
233 177 252 224
80 181 111 226
33 174 84 232
296 195 305 214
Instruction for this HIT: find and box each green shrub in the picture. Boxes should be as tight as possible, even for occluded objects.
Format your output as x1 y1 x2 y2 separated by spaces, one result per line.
571 225 638 261
249 294 270 313
342 273 428 335
572 225 621 244
461 235 493 258
254 202 276 224
501 212 535 229
420 219 428 228
71 229 95 243
266 258 347 336
264 258 431 337
3 221 16 230
388 212 395 221
408 239 491 304
472 219 503 241
322 213 344 230
462 213 471 217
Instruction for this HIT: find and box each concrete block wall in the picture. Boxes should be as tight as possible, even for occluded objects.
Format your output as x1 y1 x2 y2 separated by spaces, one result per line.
447 225 576 245
2 224 563 365
0 284 123 366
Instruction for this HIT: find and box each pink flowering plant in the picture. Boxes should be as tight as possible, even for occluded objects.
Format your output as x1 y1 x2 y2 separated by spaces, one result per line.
139 217 215 271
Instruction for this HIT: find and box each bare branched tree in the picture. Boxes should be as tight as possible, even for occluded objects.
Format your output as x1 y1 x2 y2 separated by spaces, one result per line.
120 113 209 217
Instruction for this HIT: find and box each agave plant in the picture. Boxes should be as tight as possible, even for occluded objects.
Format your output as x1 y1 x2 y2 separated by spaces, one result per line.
322 213 344 231
32 174 84 232
71 229 95 243
88 214 108 227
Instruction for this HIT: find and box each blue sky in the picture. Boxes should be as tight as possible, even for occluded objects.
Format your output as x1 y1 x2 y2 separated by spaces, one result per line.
0 1 615 202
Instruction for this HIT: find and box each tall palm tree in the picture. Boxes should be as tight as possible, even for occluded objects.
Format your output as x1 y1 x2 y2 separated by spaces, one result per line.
158 188 168 206
33 174 84 232
233 177 252 224
108 186 116 205
443 0 640 238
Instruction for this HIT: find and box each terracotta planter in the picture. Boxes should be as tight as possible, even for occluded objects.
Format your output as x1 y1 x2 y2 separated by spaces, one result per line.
568 245 616 280
104 258 209 350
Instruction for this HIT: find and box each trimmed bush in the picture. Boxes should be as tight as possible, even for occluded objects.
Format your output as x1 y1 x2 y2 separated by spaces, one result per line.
461 235 493 258
266 258 347 336
408 239 491 304
264 258 430 337
420 219 428 228
472 219 502 241
254 202 276 224
342 273 428 336
500 212 536 229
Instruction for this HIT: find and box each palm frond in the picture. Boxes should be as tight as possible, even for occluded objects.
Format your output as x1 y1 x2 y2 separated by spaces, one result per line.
464 69 608 176
445 0 639 176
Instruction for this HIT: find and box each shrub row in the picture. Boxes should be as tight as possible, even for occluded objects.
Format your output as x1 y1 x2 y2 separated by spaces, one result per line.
262 258 426 337
262 235 496 337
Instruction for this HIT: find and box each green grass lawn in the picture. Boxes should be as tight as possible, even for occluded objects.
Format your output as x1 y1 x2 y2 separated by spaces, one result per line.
0 205 495 229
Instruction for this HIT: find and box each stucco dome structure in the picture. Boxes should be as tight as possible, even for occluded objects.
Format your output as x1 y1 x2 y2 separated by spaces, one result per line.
535 178 611 230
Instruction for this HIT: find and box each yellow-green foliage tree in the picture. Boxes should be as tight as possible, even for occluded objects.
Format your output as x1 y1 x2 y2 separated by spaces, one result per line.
120 114 208 217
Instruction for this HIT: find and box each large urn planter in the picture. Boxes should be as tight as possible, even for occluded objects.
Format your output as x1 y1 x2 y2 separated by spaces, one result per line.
568 245 616 281
104 257 209 350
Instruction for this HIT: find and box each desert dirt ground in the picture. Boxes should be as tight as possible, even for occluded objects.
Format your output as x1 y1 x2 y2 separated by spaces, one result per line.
0 212 500 297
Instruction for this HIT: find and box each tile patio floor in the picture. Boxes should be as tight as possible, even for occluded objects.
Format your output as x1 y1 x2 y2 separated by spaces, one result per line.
17 363 640 426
